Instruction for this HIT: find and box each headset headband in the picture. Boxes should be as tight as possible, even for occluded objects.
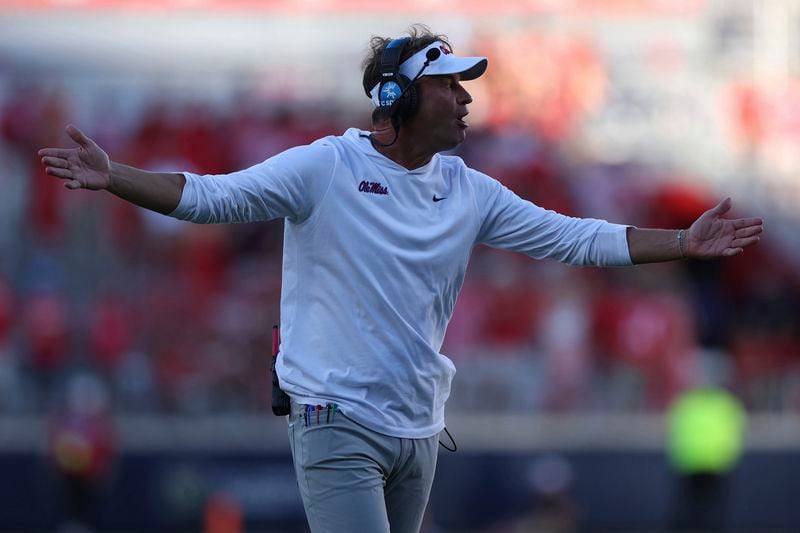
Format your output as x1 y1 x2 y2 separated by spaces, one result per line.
380 37 410 81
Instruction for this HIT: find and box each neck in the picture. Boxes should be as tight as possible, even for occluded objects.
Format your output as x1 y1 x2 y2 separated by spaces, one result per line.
369 120 435 170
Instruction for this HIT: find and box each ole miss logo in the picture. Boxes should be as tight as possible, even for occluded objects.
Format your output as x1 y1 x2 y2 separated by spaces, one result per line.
359 180 389 195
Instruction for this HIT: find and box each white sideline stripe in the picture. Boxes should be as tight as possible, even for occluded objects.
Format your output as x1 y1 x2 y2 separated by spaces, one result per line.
0 414 798 452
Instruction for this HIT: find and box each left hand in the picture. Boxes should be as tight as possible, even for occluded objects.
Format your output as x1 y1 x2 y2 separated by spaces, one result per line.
686 197 763 259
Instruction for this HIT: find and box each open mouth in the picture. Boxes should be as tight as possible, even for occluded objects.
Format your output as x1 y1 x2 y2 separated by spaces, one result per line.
457 113 469 128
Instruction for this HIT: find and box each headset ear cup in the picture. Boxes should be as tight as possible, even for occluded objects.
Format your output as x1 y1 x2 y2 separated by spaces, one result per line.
400 85 419 119
396 74 419 120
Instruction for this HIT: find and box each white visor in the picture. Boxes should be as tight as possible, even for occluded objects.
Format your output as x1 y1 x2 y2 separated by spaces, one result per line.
369 40 488 107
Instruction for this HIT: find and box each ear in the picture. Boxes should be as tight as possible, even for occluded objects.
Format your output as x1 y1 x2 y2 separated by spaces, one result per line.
372 108 393 127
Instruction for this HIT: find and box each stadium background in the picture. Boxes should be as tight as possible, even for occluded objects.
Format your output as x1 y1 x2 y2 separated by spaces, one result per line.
0 0 799 531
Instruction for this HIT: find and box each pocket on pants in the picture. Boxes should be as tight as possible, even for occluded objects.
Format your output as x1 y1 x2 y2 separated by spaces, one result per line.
298 412 349 469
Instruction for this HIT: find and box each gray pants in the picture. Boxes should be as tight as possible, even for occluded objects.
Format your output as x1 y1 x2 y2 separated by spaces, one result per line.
288 401 439 533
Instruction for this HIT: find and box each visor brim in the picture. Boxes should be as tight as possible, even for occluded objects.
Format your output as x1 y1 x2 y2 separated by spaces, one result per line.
426 56 488 81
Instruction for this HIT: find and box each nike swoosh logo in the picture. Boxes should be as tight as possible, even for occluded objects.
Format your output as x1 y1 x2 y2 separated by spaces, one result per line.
432 195 447 202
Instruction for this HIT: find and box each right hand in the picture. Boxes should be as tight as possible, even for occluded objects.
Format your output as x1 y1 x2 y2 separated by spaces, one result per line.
38 125 111 190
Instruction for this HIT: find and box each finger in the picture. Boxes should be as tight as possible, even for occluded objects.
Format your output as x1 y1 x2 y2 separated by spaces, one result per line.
65 180 83 190
733 217 764 229
38 148 74 158
66 124 93 147
42 156 69 169
731 236 760 248
45 167 73 179
722 248 744 257
734 226 763 239
709 197 732 217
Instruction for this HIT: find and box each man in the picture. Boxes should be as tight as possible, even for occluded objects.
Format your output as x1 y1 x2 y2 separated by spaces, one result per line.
39 26 762 533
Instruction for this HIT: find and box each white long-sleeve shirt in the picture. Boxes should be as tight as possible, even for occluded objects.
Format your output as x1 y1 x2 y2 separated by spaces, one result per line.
171 128 632 438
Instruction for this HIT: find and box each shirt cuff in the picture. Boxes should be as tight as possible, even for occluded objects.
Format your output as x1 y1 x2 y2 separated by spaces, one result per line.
168 172 199 220
598 223 634 266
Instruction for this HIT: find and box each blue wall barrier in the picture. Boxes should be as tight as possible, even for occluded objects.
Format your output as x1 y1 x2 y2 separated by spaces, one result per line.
1 451 799 532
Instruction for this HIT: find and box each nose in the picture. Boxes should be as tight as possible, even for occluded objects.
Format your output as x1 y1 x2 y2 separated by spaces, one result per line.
457 83 472 105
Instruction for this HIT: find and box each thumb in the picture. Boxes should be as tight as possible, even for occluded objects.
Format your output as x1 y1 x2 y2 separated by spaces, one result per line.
709 197 732 217
66 124 93 148
65 180 83 190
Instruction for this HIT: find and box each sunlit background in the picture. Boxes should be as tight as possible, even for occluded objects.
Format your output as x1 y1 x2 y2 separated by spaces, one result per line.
1 0 799 531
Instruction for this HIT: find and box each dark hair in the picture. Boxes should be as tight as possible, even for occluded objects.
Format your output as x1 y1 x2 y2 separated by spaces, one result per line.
361 24 452 122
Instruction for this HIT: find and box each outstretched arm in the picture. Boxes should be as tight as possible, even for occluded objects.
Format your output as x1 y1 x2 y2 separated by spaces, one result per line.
627 198 763 264
38 125 185 215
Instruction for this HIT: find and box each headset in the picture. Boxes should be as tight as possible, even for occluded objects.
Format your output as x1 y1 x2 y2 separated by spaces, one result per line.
366 37 443 147
376 37 418 122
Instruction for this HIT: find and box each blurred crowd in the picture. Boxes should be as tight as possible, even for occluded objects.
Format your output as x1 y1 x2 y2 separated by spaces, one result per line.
0 85 798 417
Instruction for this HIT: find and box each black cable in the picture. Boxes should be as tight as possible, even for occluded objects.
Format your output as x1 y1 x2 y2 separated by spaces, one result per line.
439 426 457 452
367 120 401 147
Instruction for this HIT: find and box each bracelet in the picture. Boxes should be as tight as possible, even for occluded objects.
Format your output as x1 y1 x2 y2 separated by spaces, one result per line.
677 229 687 259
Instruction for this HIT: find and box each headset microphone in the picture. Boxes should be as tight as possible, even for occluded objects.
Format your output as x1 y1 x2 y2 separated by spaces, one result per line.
408 47 441 85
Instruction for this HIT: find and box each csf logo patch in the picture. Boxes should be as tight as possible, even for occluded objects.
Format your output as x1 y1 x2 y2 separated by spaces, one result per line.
359 180 389 195
379 81 401 107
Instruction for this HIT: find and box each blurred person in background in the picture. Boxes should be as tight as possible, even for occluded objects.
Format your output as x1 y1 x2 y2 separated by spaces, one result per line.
48 373 116 533
498 453 579 533
667 384 746 531
37 24 763 533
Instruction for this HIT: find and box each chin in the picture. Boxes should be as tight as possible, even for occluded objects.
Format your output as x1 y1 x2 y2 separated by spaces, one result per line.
440 133 466 153
450 133 467 150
